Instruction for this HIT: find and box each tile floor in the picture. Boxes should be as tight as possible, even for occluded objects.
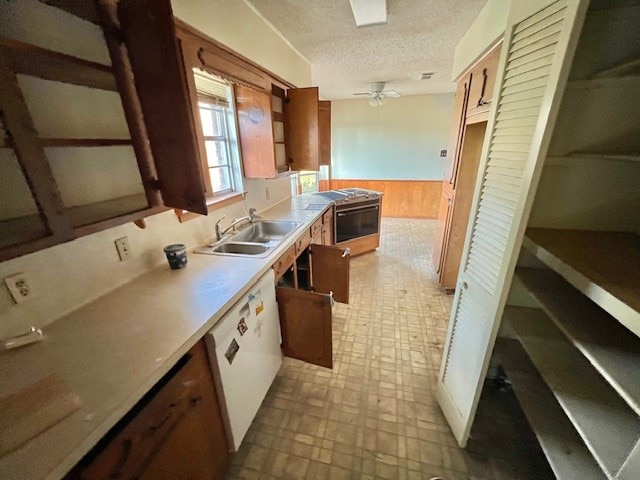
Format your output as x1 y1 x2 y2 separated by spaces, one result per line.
226 218 552 480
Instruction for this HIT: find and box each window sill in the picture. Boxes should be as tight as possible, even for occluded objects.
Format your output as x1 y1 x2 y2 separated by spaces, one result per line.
174 191 245 223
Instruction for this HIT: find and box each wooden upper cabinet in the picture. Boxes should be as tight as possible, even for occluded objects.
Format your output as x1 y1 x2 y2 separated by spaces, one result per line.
466 43 502 120
234 85 277 178
118 0 208 214
310 243 350 304
443 78 470 186
318 100 331 166
284 87 320 171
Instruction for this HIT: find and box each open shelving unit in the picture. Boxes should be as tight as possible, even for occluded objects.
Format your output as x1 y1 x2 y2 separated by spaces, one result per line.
495 337 606 480
493 3 640 478
522 229 640 337
517 268 640 416
501 231 640 479
502 306 640 478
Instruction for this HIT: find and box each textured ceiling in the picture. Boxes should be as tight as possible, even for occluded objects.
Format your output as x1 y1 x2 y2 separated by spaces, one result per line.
245 0 487 99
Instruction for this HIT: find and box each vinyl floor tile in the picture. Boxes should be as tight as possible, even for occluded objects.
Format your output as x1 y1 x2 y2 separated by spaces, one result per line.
226 218 552 480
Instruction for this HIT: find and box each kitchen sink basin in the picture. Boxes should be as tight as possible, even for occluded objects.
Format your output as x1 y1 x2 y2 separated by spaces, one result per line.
195 220 302 257
210 242 269 255
231 220 302 244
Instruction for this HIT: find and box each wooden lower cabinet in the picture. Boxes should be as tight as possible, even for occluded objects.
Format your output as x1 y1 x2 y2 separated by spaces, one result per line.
275 215 351 369
276 287 333 368
67 341 229 480
321 207 334 246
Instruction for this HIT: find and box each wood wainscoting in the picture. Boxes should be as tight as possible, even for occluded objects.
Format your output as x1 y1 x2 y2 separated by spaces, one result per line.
319 179 442 219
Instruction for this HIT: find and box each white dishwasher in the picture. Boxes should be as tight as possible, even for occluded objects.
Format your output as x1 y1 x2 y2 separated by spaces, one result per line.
204 269 282 451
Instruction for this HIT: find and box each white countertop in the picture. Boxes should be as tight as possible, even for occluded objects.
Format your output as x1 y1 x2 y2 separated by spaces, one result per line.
0 195 332 480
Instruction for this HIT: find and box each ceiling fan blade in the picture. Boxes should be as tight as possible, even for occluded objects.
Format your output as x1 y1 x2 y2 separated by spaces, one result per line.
382 90 401 97
353 93 372 96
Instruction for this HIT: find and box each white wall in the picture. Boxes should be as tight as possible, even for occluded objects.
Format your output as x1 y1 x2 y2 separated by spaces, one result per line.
171 0 311 88
331 94 454 180
451 0 509 80
0 1 311 339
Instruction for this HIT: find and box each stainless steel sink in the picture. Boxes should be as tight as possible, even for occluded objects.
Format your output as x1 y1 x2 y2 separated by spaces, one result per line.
195 220 302 257
210 242 269 256
230 220 302 244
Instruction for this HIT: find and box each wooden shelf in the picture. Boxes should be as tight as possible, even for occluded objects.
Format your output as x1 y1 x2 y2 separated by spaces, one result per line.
593 58 640 79
41 139 132 148
67 193 149 228
0 214 48 249
36 0 100 24
2 138 134 149
495 338 606 480
0 37 116 91
567 75 640 91
517 268 640 416
522 228 640 337
546 154 640 165
504 306 640 477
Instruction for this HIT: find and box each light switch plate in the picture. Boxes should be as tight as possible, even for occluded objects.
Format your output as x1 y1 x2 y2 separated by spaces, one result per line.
4 272 34 304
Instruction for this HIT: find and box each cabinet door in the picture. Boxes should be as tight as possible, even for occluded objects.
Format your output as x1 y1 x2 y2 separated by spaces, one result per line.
321 207 334 245
310 244 350 304
276 287 333 368
235 85 277 178
432 187 454 274
437 0 587 447
466 44 502 119
118 0 208 214
284 87 319 171
78 341 229 479
319 100 331 166
444 79 470 185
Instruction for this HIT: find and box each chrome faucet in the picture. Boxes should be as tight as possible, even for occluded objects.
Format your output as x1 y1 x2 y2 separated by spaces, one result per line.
248 208 262 221
215 215 227 241
214 208 262 241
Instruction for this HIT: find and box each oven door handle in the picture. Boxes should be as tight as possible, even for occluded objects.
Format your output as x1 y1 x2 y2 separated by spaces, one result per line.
336 205 380 216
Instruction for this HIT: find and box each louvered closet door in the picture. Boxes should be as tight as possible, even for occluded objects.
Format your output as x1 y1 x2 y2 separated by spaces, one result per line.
436 0 588 447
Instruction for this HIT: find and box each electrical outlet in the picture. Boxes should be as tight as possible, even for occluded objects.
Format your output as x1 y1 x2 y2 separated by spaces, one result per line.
4 273 34 304
114 236 131 261
440 149 447 157
265 187 271 200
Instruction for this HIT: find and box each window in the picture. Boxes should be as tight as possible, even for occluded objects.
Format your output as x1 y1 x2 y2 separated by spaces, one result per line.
292 171 319 195
193 70 243 198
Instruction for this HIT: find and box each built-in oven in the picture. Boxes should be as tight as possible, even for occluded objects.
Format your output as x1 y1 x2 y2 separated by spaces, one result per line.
335 199 380 243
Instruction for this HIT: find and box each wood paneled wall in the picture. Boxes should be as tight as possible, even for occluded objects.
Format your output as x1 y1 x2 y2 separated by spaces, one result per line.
320 179 442 219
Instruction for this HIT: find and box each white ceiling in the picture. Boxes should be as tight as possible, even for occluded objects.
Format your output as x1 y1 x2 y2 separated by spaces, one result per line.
245 0 488 99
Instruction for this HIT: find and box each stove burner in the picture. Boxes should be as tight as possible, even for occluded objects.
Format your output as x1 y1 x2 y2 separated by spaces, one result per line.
314 191 348 201
315 188 382 206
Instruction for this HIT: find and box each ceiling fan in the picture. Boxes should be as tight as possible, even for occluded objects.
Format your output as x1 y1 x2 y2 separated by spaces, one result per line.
353 81 400 106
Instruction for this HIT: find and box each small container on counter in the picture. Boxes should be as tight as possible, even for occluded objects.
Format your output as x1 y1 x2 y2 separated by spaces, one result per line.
163 244 187 269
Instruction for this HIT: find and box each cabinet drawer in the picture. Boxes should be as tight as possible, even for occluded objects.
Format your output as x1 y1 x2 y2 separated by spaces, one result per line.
294 229 311 256
310 218 323 240
273 245 295 280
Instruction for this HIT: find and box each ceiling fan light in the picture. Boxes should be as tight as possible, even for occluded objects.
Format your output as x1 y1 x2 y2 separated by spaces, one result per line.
369 95 385 107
